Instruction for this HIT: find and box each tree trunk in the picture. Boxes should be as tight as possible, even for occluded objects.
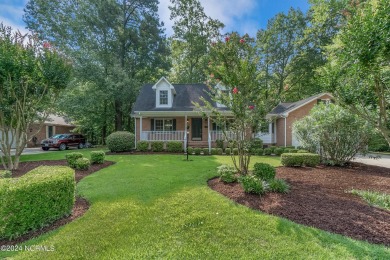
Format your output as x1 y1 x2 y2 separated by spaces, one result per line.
115 99 123 131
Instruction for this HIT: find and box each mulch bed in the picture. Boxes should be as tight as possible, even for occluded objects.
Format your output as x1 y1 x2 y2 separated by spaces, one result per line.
0 160 115 246
209 163 390 246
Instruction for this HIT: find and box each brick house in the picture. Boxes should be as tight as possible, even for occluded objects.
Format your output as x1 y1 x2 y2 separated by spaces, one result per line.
132 77 333 150
132 77 233 151
257 93 334 147
27 115 76 147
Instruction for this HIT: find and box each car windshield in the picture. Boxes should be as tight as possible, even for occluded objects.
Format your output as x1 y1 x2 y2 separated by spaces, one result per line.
51 134 69 139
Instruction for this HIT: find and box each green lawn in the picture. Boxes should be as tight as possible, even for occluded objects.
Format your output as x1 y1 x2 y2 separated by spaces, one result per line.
1 153 389 259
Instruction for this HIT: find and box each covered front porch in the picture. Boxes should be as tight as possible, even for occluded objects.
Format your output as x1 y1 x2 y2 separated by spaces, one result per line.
134 113 234 152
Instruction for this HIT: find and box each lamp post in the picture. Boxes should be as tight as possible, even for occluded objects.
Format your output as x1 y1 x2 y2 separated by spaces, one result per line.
186 131 189 161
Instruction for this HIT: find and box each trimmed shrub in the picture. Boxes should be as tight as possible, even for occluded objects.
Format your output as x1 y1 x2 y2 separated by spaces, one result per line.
216 148 223 155
303 154 321 167
290 149 298 153
297 149 309 153
151 141 164 152
268 179 290 193
250 138 263 152
106 131 135 152
216 139 224 149
269 146 277 154
240 175 265 195
90 151 105 164
284 148 293 153
281 153 320 167
264 148 272 155
187 147 194 154
274 147 284 156
232 148 239 155
253 163 275 181
217 165 237 183
210 148 218 155
167 141 183 153
253 148 263 156
0 170 11 178
201 148 209 155
0 166 75 239
65 152 84 168
194 147 202 155
137 141 149 152
75 158 90 170
225 147 232 155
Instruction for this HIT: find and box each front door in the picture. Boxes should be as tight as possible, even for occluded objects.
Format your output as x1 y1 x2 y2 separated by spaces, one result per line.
191 118 202 141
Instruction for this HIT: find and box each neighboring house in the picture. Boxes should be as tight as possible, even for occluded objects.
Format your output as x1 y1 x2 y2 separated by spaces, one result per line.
27 115 76 147
257 93 334 147
132 77 333 150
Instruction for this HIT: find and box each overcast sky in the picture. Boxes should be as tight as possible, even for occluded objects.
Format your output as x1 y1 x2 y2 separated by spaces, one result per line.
0 0 309 37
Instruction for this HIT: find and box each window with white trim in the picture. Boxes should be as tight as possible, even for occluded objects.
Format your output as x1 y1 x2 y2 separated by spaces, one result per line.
159 90 168 105
155 119 173 131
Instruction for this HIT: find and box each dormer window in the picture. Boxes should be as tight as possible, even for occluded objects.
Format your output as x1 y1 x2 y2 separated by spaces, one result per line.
152 77 176 108
159 90 168 105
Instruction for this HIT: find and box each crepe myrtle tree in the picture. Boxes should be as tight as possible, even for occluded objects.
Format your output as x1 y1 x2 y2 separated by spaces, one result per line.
195 33 276 175
0 24 72 170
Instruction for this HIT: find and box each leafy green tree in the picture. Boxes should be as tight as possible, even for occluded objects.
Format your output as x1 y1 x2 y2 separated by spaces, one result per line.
320 0 390 145
256 8 306 101
294 104 372 166
0 24 71 170
197 33 277 175
169 0 224 83
24 0 170 138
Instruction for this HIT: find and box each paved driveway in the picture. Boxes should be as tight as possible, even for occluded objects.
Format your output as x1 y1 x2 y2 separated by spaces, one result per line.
353 153 390 169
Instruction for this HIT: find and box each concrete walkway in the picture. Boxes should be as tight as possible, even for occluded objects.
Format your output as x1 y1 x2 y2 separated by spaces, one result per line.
353 153 390 169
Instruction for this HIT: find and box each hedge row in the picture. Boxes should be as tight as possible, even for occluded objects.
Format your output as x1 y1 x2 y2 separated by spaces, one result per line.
136 141 184 153
0 166 75 239
281 153 320 167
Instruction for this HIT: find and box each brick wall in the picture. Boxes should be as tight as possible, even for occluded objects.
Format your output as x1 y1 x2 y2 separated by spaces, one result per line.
27 124 75 147
278 94 333 146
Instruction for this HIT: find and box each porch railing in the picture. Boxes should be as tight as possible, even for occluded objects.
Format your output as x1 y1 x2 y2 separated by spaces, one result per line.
209 131 235 141
255 132 276 144
140 131 185 141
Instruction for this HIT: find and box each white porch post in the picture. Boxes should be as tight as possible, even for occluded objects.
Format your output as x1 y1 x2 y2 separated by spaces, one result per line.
140 116 143 141
284 116 287 147
274 121 277 144
134 117 137 148
208 116 211 153
184 115 187 152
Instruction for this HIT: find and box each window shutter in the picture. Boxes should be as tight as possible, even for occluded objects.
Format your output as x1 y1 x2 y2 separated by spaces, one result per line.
173 119 176 131
151 119 154 131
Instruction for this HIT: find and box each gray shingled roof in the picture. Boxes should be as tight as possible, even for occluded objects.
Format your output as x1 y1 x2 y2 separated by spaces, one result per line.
268 93 332 115
133 83 228 112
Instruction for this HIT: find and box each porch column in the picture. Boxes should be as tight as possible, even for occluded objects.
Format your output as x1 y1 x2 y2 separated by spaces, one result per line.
134 117 137 148
140 116 143 141
184 115 187 152
284 116 287 147
208 116 211 153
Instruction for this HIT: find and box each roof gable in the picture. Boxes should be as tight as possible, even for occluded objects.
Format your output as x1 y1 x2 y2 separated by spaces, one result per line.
267 93 334 118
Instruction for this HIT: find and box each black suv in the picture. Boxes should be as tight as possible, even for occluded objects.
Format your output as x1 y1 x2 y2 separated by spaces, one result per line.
41 134 86 151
